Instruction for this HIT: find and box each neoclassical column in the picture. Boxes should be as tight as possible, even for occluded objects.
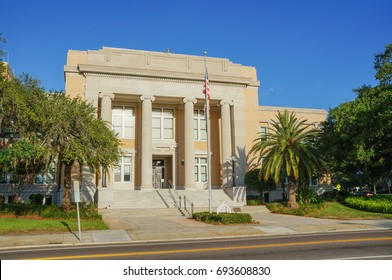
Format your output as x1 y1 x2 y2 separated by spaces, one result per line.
183 98 197 188
98 92 114 188
99 92 115 123
140 95 155 188
220 100 234 187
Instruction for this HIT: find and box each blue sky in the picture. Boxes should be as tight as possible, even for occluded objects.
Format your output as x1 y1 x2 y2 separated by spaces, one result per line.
2 0 391 110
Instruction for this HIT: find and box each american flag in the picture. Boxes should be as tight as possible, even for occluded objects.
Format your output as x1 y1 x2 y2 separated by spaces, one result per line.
202 70 210 116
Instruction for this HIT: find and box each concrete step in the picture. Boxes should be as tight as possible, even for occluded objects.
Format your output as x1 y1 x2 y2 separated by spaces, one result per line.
99 207 182 217
176 189 244 207
110 190 169 208
100 188 245 209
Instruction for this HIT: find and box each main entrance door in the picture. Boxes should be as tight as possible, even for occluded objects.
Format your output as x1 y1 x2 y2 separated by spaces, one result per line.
152 159 165 188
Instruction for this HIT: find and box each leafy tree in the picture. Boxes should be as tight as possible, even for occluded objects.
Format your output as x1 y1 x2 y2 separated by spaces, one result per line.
319 44 392 192
250 110 323 208
244 169 275 202
0 57 52 201
0 33 5 62
0 138 49 201
36 94 121 211
1 35 121 209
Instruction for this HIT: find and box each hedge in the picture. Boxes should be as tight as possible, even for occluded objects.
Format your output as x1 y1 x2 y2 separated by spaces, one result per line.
192 212 253 224
0 203 103 220
344 195 392 213
267 202 326 216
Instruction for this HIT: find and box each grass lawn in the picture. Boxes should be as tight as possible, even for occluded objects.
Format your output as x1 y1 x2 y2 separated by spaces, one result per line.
314 202 392 219
0 204 109 233
267 201 392 220
0 218 108 234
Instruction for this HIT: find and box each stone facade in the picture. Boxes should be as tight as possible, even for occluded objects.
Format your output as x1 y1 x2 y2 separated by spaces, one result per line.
65 48 254 186
62 47 329 207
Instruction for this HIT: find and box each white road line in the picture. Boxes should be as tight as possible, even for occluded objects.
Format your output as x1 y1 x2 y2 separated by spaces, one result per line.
334 255 392 260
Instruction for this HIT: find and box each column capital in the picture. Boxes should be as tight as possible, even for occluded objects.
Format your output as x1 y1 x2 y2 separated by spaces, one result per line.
183 97 197 104
140 95 155 102
219 100 234 107
98 92 115 99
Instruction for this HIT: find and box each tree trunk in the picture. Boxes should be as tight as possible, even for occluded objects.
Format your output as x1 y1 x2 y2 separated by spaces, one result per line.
62 164 72 212
286 177 299 208
56 158 62 192
281 179 287 201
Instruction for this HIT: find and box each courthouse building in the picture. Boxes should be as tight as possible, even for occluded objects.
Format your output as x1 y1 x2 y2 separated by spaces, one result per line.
62 47 328 208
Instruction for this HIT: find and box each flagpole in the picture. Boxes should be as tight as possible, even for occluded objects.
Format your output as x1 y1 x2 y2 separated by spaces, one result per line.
203 51 212 213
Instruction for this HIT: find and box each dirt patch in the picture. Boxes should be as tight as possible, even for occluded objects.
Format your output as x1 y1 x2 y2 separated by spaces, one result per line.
0 214 44 220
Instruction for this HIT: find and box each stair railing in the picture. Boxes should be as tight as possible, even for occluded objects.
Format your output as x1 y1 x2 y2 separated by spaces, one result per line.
168 180 180 209
183 195 194 216
168 181 194 216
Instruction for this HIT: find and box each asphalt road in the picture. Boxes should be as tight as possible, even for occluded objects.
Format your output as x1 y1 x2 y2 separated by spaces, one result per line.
1 230 391 260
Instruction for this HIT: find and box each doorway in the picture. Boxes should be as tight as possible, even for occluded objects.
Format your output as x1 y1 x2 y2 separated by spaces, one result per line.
152 159 165 188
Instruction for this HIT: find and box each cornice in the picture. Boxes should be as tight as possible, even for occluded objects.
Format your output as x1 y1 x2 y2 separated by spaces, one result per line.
77 64 259 87
259 105 328 115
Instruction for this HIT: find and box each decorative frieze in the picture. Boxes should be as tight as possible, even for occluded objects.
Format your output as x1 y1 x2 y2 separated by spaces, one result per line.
83 71 248 88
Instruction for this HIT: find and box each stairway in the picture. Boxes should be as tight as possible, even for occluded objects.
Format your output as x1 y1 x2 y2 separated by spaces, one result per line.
176 189 245 208
98 188 245 209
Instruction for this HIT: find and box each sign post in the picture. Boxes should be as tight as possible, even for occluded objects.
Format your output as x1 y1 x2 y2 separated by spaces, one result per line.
72 181 82 242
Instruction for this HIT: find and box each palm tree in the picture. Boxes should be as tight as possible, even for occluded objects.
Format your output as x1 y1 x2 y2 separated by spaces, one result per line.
250 110 323 208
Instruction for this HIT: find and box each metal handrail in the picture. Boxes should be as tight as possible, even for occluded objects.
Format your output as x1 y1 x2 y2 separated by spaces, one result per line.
168 180 180 209
168 181 194 216
183 195 194 216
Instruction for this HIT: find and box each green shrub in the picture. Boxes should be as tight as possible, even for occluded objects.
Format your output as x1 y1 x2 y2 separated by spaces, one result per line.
29 194 44 205
0 203 103 220
244 169 275 194
266 202 326 216
321 190 350 202
0 204 45 216
40 204 102 220
247 199 264 206
344 195 392 213
192 212 253 224
296 188 319 204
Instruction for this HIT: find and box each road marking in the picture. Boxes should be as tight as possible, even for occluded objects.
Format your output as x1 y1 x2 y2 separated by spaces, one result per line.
30 236 392 260
335 255 392 260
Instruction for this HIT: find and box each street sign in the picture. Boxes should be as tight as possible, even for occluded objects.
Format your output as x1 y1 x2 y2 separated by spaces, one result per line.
72 181 82 242
72 181 81 203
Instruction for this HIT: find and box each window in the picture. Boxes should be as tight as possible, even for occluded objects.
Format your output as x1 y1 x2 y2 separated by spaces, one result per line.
34 175 45 184
0 174 7 184
195 157 207 182
112 106 135 139
114 156 132 183
34 163 56 184
194 110 207 140
260 126 268 141
152 108 174 139
34 174 55 184
310 175 319 186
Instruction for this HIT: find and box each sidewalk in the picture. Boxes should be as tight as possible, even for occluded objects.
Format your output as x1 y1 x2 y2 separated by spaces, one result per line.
1 206 392 249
